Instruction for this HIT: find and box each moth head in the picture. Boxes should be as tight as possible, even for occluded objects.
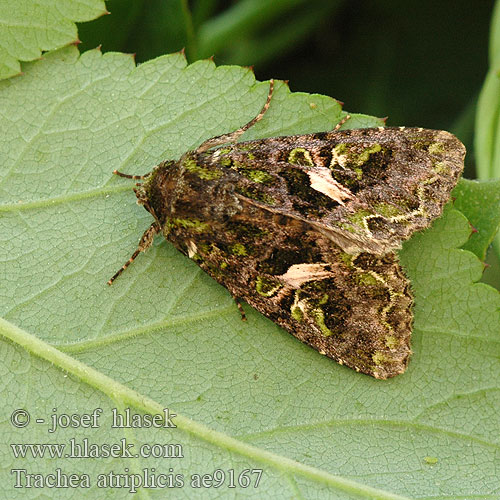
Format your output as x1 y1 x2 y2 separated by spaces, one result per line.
132 178 159 225
134 160 177 228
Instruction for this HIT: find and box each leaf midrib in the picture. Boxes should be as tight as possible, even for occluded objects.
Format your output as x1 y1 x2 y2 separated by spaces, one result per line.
0 183 130 212
0 316 410 500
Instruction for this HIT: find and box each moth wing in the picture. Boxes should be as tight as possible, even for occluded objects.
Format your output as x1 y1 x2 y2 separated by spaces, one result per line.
163 165 414 378
270 253 413 379
209 127 465 254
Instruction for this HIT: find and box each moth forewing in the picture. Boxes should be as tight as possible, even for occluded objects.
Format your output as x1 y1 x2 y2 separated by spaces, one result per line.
109 80 465 378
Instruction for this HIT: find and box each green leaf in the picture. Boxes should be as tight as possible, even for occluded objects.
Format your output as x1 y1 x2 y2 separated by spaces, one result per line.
474 0 500 263
0 0 107 80
453 178 500 260
1 47 500 498
196 0 342 65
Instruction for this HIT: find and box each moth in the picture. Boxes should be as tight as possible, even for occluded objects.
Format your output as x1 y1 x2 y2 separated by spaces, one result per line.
108 80 465 379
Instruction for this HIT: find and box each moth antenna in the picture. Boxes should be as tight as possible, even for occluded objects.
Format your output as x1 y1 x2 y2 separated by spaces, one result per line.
235 79 274 134
196 79 275 153
334 114 351 130
107 222 159 285
113 169 151 180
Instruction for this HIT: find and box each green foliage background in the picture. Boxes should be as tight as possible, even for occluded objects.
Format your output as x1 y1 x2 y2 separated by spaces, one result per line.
1 1 500 499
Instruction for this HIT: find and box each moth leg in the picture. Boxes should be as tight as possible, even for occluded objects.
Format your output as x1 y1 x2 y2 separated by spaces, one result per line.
234 298 247 322
107 222 160 285
112 170 151 180
196 79 274 153
334 114 352 130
